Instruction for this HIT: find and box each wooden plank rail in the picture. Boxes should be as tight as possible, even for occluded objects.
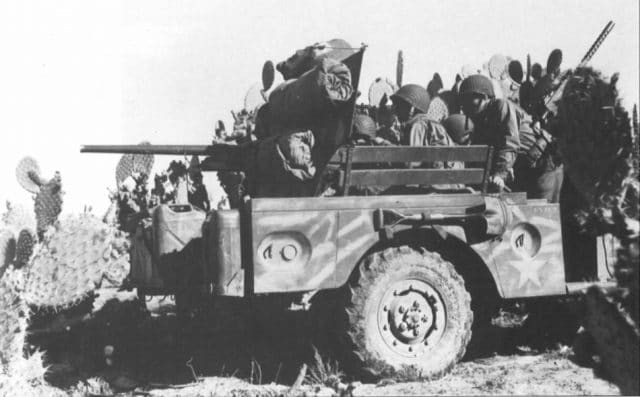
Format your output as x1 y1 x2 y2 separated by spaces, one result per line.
330 145 491 164
343 169 486 186
328 145 494 194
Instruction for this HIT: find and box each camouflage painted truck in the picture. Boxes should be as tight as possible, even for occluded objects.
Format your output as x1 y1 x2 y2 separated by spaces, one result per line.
81 47 618 379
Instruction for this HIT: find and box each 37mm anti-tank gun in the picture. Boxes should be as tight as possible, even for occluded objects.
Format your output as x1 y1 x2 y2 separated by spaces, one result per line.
81 41 622 381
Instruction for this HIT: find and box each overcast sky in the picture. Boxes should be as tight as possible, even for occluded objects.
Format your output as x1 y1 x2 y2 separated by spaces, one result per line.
1 0 638 215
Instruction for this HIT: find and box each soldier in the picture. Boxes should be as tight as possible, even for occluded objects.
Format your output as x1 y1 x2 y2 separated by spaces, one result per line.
349 114 393 196
442 114 474 146
390 84 457 169
459 74 563 201
351 114 394 146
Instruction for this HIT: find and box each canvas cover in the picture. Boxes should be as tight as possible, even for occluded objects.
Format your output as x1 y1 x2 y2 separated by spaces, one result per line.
269 58 353 132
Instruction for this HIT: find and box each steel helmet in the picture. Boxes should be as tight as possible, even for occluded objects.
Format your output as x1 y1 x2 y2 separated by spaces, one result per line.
352 114 377 138
442 114 474 145
459 75 495 98
390 84 431 113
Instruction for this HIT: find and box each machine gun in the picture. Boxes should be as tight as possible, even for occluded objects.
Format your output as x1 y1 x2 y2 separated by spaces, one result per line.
537 20 615 123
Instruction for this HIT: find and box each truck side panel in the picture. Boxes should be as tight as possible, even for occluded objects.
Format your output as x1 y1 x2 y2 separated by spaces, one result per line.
250 195 489 294
335 210 379 286
251 208 379 293
472 202 566 298
251 210 339 293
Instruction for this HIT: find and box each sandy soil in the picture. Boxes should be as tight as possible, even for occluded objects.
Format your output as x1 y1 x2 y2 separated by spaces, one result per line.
28 289 620 396
137 352 618 396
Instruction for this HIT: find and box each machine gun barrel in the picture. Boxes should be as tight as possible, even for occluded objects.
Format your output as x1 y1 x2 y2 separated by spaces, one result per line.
580 20 615 66
541 21 615 119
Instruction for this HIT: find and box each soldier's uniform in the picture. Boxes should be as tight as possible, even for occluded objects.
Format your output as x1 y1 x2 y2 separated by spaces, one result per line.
403 113 457 169
388 85 464 193
387 85 458 166
461 75 563 202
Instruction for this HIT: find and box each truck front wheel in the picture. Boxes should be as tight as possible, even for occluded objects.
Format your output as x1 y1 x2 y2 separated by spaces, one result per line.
338 246 472 380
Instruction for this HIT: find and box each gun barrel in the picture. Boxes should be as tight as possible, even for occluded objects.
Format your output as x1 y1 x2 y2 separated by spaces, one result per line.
541 20 615 116
580 20 615 66
81 144 215 156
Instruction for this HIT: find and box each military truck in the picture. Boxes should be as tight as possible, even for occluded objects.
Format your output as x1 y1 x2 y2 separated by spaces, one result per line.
81 46 618 379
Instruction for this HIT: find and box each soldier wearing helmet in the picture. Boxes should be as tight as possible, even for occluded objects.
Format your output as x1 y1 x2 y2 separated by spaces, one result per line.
390 84 431 123
351 114 393 146
460 74 563 201
391 84 457 170
442 114 474 145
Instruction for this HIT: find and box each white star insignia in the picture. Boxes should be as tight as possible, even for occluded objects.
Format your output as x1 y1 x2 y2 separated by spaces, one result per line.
506 257 547 288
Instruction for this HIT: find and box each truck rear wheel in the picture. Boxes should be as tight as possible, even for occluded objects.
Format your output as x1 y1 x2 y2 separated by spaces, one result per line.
338 246 472 380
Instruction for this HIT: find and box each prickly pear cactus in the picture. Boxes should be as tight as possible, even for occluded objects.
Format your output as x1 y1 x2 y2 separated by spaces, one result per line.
0 231 16 279
14 229 36 269
0 269 60 397
23 214 130 309
15 157 44 195
115 142 154 187
0 268 28 367
34 172 63 239
115 153 135 187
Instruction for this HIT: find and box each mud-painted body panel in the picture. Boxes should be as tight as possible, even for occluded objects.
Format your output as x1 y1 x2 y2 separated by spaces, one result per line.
251 210 339 293
249 194 568 298
471 202 565 298
250 194 480 293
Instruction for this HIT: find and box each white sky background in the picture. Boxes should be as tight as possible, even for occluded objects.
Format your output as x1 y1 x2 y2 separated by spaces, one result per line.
1 0 638 216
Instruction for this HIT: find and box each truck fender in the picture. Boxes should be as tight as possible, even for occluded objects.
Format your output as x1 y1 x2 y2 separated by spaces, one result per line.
369 226 504 304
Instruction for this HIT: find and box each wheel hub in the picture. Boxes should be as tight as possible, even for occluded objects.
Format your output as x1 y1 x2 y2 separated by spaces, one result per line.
378 279 446 358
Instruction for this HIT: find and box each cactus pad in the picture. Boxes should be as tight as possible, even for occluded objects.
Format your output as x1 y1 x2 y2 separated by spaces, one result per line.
34 172 63 238
15 157 44 194
0 230 16 279
0 268 28 367
115 142 154 187
23 214 130 309
14 229 36 269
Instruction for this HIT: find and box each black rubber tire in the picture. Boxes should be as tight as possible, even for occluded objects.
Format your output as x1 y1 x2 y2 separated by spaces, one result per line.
338 246 473 380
